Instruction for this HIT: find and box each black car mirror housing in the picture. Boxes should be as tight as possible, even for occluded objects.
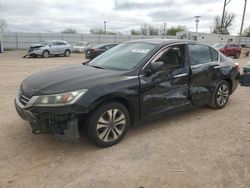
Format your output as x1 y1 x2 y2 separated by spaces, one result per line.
150 61 164 73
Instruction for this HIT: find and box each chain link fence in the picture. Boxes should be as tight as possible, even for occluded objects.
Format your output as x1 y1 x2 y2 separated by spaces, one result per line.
1 32 177 50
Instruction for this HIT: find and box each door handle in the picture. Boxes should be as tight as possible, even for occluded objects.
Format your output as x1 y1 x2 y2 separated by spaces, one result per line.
173 73 188 78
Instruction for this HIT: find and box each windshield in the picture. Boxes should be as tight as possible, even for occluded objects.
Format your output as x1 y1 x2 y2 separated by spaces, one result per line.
39 41 50 46
213 43 225 49
89 42 157 71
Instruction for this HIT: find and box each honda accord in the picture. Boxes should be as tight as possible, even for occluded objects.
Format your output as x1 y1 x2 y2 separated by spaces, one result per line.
15 39 240 147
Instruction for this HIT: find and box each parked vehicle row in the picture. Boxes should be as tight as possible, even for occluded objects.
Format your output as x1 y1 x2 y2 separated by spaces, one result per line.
15 39 240 147
25 40 118 59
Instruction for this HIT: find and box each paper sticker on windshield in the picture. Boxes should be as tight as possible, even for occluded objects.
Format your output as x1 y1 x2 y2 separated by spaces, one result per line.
132 49 150 53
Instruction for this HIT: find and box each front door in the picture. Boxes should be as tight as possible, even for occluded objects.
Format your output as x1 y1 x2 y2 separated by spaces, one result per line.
140 44 190 118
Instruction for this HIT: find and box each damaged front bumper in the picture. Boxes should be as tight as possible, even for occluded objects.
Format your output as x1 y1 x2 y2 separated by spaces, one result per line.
14 97 89 143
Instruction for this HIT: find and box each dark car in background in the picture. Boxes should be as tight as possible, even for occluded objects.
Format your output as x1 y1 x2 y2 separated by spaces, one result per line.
15 39 240 147
213 43 241 59
85 43 118 60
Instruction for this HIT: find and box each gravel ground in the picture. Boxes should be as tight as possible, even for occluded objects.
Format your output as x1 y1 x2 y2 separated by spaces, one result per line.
0 51 250 188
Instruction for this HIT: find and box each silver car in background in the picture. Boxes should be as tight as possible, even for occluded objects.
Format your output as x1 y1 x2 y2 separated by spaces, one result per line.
73 41 91 53
27 40 72 58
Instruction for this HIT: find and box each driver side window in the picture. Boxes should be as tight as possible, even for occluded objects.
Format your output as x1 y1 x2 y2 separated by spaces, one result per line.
152 45 183 71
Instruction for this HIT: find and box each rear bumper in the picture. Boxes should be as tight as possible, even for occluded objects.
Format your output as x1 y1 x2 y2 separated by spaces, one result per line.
231 72 240 94
14 97 89 142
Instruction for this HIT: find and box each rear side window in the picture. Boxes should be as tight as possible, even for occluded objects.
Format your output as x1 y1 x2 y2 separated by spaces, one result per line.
188 44 212 65
210 48 219 61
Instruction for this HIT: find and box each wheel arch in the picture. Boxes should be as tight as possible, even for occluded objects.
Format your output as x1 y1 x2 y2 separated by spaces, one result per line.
89 96 135 125
43 49 50 54
223 78 232 94
65 49 71 53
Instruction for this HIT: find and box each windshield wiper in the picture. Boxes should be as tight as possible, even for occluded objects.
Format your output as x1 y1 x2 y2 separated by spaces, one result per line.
90 65 105 69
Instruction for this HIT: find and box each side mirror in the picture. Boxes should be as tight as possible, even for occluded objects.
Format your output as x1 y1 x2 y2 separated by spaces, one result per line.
150 61 164 73
49 44 52 47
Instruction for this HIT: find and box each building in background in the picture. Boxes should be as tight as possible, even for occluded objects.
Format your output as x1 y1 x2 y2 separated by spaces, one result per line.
176 31 250 47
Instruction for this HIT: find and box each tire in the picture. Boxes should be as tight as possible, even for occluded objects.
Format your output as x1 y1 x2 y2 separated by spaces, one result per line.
64 50 70 57
234 52 240 59
87 102 130 147
209 80 230 109
42 50 49 58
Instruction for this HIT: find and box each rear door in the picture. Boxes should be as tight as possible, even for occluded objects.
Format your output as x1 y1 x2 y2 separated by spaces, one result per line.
188 44 220 105
140 44 190 118
59 42 69 54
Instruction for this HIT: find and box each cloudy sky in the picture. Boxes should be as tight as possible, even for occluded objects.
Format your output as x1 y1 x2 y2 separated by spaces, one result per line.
0 0 249 35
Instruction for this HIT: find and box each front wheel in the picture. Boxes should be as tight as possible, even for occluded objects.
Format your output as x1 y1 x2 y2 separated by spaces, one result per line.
87 102 130 147
209 80 230 109
42 50 49 58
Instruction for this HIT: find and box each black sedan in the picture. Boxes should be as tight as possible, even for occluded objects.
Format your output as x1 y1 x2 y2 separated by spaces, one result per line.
15 39 240 147
85 43 118 60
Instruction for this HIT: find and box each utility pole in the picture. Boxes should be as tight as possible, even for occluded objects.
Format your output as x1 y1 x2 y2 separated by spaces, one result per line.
163 22 166 35
104 21 107 34
221 0 232 28
210 27 213 34
194 16 201 32
239 0 247 44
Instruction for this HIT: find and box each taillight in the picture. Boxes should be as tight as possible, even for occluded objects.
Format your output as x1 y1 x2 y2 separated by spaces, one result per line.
90 48 98 52
235 62 240 71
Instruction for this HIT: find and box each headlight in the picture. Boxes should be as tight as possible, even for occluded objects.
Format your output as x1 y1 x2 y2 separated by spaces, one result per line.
32 89 88 107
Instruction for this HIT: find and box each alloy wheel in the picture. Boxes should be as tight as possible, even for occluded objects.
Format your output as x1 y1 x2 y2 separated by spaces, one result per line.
216 84 229 107
96 109 126 142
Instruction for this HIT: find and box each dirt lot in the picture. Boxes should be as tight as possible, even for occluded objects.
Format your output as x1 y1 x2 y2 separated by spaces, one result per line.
0 51 250 188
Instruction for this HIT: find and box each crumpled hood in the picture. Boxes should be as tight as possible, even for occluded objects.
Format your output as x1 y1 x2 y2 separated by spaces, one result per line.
30 43 45 48
21 64 125 96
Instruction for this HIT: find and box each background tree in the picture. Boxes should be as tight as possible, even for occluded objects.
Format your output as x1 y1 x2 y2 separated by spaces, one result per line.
62 28 77 34
213 12 235 34
131 29 140 35
243 26 250 37
139 24 160 36
166 26 186 36
90 28 116 35
0 19 7 33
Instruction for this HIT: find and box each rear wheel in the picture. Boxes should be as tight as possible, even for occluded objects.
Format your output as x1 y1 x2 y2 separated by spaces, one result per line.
64 50 70 57
87 102 130 147
209 80 230 109
42 50 49 58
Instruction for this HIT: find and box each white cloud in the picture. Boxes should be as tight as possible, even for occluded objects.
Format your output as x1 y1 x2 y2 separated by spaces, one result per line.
0 0 249 35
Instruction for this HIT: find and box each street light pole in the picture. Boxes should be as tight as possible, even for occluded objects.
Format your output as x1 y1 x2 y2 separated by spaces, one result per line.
239 0 247 44
104 21 107 34
195 16 201 32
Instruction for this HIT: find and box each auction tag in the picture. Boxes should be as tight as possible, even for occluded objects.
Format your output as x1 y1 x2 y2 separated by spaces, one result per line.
132 49 150 53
